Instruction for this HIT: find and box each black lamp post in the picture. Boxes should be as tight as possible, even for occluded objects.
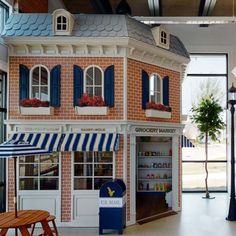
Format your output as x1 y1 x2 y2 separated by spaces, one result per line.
227 83 236 221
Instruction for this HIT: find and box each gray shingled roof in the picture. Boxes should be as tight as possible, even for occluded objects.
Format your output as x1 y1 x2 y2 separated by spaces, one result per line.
2 13 189 58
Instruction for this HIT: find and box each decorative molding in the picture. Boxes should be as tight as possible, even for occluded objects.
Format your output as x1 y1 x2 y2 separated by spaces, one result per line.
145 109 171 118
75 106 108 115
5 36 189 72
19 107 54 115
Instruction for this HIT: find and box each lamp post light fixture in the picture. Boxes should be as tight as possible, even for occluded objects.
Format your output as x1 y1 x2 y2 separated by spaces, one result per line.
227 83 236 221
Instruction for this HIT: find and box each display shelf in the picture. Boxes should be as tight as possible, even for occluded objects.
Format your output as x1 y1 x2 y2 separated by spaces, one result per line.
137 190 167 193
138 168 172 170
137 156 172 158
138 178 172 181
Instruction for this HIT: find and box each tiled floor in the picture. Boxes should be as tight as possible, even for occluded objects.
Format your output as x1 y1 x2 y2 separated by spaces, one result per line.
9 193 236 236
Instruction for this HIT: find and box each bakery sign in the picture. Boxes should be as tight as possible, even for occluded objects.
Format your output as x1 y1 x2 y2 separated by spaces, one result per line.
133 127 178 135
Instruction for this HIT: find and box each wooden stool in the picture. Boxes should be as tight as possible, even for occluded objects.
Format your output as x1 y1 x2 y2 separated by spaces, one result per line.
31 215 58 236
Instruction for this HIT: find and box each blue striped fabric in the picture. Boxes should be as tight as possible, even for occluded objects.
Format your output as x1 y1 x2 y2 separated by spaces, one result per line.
0 133 64 157
60 133 119 152
181 135 195 148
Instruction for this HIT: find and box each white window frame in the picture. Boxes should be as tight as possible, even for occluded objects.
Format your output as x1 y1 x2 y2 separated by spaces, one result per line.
73 151 115 191
149 73 162 104
84 65 104 98
56 15 68 31
30 65 50 101
18 153 60 191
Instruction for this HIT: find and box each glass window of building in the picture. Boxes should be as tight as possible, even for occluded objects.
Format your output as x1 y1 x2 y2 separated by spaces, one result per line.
30 65 49 101
0 1 9 33
182 54 227 192
150 74 162 103
85 66 103 97
19 153 59 190
74 152 113 190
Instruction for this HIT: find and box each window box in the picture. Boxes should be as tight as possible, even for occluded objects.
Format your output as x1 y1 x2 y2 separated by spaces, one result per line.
75 106 108 115
145 109 171 118
19 106 54 115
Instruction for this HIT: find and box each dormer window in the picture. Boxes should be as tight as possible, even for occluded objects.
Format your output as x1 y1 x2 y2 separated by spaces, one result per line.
151 25 170 50
160 31 167 45
52 9 74 36
56 16 67 31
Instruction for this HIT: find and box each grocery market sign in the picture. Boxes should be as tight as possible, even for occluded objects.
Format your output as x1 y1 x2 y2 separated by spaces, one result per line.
133 127 177 135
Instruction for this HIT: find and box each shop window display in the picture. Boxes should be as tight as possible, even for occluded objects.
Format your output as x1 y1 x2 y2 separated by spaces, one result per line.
19 153 59 190
74 151 113 190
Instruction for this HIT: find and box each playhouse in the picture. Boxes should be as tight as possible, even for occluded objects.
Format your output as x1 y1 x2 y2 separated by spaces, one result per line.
1 9 189 226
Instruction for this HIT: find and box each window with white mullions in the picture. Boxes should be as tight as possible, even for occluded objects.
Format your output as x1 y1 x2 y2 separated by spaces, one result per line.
56 15 67 31
30 66 49 101
149 74 162 103
85 66 103 97
74 152 114 190
19 153 59 190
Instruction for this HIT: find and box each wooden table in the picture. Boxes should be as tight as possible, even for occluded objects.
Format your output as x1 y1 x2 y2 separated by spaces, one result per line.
0 210 53 236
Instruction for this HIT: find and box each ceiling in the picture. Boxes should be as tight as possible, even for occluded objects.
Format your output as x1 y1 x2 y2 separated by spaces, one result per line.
61 0 236 17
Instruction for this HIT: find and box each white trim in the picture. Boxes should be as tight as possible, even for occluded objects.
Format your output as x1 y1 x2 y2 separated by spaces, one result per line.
29 64 50 101
145 109 171 118
19 106 54 115
75 106 108 115
4 36 189 66
84 65 104 98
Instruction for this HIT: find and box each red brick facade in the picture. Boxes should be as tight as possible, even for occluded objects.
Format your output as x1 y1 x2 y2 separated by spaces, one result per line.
9 57 124 121
127 58 181 123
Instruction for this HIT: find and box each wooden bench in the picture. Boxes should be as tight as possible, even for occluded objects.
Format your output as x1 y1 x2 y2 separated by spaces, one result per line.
30 215 58 236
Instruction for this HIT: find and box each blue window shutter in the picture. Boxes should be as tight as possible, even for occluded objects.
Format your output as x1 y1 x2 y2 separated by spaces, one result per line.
50 65 61 107
142 70 149 109
19 64 29 100
162 76 169 106
73 65 84 106
104 65 114 107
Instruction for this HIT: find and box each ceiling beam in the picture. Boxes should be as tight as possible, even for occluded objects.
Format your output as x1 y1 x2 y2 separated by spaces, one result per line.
90 0 113 14
148 0 162 16
198 0 217 16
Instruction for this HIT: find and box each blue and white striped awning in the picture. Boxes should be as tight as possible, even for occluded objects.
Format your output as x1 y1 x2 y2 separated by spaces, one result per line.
60 133 119 152
0 133 63 157
181 135 195 148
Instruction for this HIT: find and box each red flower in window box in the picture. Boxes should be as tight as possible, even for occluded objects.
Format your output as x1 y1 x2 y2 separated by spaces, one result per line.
146 102 171 112
20 98 49 107
78 94 105 107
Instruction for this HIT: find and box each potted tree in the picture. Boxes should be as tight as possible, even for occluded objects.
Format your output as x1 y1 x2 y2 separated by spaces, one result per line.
191 94 225 199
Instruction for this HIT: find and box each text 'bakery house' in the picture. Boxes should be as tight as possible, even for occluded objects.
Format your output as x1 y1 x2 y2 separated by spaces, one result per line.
1 9 189 226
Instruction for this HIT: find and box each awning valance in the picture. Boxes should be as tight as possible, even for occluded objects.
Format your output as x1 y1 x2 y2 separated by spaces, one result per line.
9 133 63 152
181 135 195 148
60 133 119 152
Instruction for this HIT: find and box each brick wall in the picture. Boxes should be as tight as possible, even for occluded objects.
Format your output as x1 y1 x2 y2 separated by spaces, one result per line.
8 158 15 212
61 152 71 222
18 0 48 13
9 57 124 120
127 58 181 123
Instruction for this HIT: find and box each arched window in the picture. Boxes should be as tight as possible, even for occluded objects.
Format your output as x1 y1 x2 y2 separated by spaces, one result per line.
149 74 162 103
30 65 49 101
85 66 103 97
160 30 167 45
56 15 67 31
